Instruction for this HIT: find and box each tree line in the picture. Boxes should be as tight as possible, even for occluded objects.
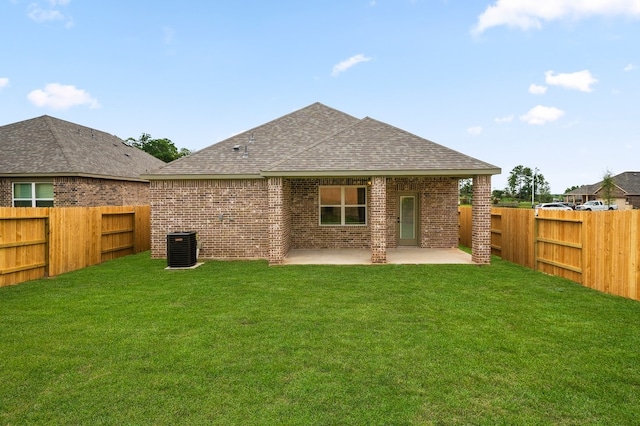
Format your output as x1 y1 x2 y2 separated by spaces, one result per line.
461 165 553 204
461 165 617 205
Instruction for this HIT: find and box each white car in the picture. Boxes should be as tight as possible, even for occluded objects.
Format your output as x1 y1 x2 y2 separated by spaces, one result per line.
535 203 573 211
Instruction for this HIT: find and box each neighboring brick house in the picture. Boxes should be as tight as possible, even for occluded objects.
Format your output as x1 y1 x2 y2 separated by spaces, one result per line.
564 171 640 210
0 115 165 207
143 103 500 264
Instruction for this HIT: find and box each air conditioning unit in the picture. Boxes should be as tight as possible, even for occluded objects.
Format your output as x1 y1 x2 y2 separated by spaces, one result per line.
167 231 197 267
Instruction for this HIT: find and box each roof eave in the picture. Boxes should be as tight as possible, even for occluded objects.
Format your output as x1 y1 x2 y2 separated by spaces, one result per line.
260 168 502 178
0 172 150 183
143 173 264 181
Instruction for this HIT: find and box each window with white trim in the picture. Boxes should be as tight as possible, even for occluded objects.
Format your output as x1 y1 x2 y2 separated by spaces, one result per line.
319 186 366 226
13 183 54 207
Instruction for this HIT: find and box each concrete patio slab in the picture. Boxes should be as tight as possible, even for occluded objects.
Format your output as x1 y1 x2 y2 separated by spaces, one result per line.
283 248 474 265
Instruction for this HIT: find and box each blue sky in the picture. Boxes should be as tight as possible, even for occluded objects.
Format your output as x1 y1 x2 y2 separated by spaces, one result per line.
1 0 639 194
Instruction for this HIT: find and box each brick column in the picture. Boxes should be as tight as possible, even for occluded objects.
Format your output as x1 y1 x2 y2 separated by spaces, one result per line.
268 177 285 265
370 176 387 263
472 175 491 264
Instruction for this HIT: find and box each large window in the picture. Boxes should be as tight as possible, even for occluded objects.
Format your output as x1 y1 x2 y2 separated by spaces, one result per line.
13 183 54 207
319 186 366 226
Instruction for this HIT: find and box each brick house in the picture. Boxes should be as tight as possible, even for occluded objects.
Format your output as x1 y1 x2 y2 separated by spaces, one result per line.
144 103 500 264
564 171 640 210
0 115 165 207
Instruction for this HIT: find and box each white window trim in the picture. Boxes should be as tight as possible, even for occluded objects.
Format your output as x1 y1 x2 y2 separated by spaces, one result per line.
12 182 54 207
319 185 367 226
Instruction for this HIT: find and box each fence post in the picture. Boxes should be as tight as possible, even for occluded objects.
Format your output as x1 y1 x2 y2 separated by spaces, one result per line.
44 217 50 278
533 213 538 272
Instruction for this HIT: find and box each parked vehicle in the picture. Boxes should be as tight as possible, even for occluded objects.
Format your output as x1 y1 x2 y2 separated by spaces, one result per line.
535 203 573 211
560 202 576 210
575 200 618 211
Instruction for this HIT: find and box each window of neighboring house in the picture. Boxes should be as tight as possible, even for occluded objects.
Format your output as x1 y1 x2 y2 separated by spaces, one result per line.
319 186 366 225
13 183 54 207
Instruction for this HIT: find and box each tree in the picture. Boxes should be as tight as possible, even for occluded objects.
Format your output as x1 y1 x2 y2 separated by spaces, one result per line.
506 165 525 199
459 178 473 204
506 165 551 203
127 133 191 162
564 185 581 194
600 169 616 206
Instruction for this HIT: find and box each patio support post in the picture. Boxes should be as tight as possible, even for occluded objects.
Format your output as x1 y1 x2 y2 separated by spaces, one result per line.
268 177 285 265
472 174 491 264
370 176 387 263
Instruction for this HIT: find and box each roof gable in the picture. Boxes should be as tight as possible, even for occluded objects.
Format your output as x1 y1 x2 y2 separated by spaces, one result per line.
266 117 499 175
0 115 165 181
145 102 500 179
151 102 360 177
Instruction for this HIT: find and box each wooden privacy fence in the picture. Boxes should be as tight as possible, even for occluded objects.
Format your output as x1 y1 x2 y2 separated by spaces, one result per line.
459 207 640 301
0 206 150 287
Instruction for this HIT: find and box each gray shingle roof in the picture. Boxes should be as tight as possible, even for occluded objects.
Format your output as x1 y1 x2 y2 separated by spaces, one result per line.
144 102 500 179
265 117 498 175
0 115 165 181
565 171 640 195
148 102 361 177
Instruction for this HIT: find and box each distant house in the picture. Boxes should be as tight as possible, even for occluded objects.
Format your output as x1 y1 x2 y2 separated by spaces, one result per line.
143 102 501 265
0 116 165 207
564 171 640 209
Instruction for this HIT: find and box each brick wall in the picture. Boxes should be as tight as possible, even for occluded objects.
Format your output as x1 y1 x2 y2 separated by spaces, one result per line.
150 179 269 260
150 175 463 261
290 178 371 249
0 177 150 207
472 174 492 264
54 177 150 206
370 176 387 263
0 179 10 206
268 177 291 264
386 177 459 249
421 177 460 248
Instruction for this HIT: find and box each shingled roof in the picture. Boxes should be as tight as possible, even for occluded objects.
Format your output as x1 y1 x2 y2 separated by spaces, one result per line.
145 102 500 179
0 115 165 181
566 171 640 196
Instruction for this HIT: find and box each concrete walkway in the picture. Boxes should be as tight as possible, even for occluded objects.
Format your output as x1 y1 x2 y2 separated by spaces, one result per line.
283 248 475 265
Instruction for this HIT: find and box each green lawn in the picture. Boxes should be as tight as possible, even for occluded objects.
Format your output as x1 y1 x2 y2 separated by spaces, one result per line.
1 253 639 425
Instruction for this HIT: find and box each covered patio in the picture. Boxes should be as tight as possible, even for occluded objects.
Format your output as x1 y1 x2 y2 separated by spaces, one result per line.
283 247 475 265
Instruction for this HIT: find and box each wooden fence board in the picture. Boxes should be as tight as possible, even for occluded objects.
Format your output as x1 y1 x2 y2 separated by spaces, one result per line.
459 207 640 301
0 206 150 287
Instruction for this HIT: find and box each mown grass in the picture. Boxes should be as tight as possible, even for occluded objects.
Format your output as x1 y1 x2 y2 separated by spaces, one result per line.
1 253 639 425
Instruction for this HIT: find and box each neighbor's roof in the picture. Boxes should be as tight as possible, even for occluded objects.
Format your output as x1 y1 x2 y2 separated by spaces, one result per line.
144 102 500 179
0 115 166 181
566 171 640 196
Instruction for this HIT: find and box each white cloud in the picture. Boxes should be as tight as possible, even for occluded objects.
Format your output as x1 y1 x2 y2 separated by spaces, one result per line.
27 83 100 110
528 84 547 95
467 126 483 136
494 115 513 124
520 105 565 125
0 77 8 90
544 70 597 92
472 0 640 35
331 54 372 77
624 63 637 71
28 0 73 28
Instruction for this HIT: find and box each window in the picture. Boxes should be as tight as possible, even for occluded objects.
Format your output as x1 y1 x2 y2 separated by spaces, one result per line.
13 183 54 207
319 186 366 225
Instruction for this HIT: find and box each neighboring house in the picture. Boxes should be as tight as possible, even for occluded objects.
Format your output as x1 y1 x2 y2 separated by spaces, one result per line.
564 171 640 209
143 103 500 265
0 115 166 207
